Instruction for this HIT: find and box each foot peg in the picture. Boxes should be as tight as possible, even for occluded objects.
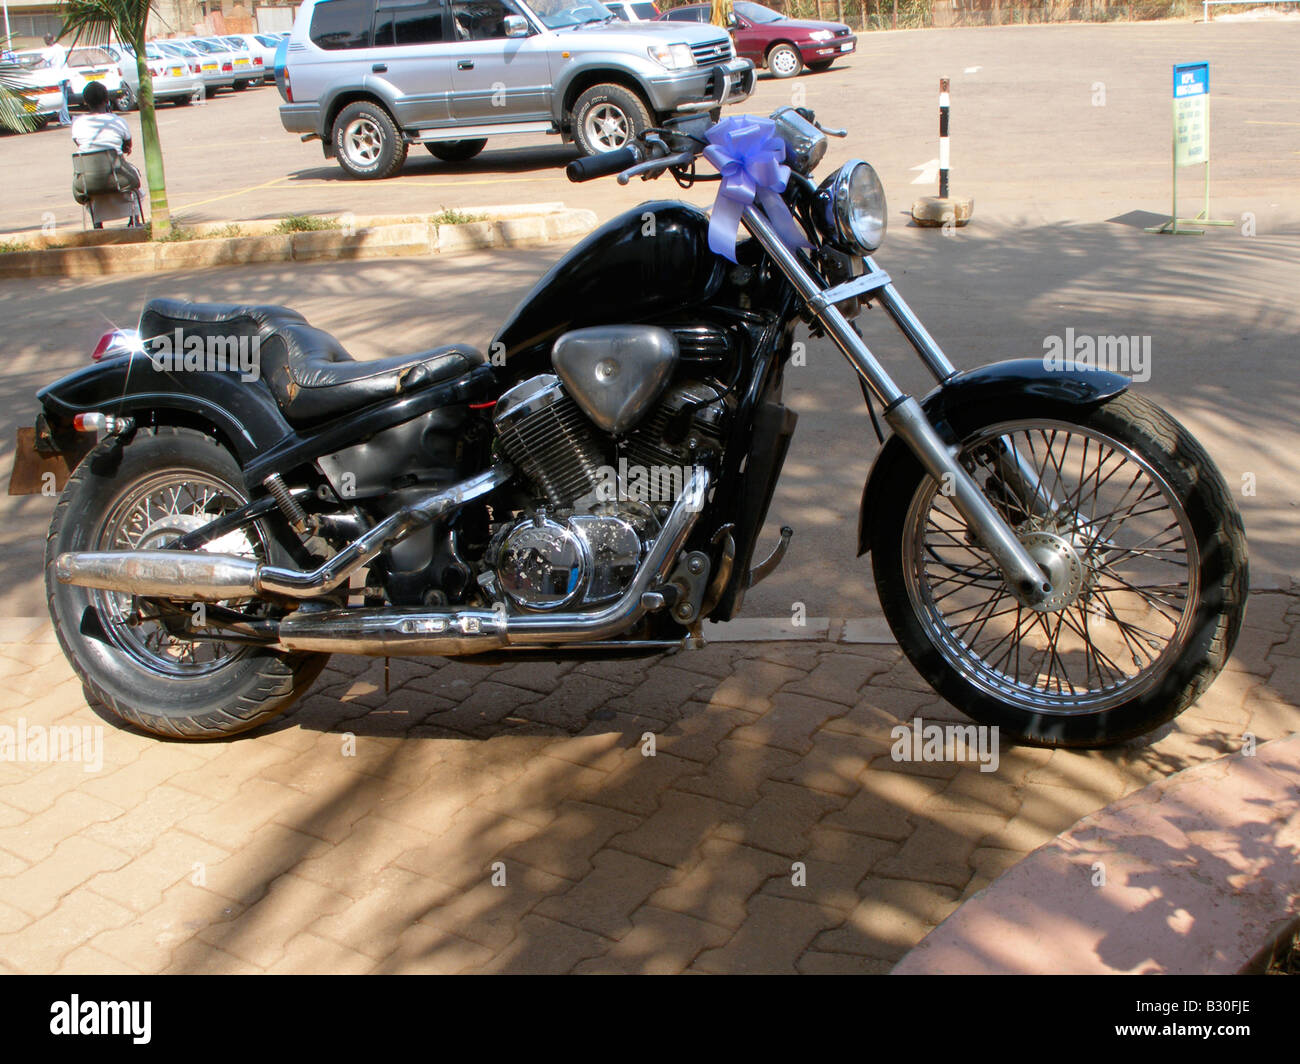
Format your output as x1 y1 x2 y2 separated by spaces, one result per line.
746 526 793 589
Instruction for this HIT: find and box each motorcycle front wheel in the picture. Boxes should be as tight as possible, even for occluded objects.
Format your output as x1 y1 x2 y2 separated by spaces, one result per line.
868 391 1248 747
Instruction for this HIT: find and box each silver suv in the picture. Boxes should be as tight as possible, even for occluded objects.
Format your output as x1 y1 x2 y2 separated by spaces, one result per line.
277 0 755 178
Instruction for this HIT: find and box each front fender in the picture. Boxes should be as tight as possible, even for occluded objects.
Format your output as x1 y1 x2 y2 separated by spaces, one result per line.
37 355 293 468
855 358 1130 556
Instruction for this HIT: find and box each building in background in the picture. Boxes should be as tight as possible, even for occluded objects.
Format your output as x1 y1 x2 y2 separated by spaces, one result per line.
1 0 300 47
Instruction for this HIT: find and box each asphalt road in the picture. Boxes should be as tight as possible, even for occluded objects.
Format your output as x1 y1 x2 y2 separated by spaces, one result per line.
0 20 1296 619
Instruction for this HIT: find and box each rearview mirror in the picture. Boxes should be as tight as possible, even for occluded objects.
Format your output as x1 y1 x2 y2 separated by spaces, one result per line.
504 14 529 37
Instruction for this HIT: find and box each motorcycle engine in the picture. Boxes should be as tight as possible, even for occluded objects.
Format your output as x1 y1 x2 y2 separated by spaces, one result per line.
489 371 730 612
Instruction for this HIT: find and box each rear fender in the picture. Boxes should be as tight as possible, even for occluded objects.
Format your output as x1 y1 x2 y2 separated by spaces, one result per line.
856 358 1130 555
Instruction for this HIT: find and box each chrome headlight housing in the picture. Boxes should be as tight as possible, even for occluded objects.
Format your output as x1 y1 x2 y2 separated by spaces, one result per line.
817 160 887 253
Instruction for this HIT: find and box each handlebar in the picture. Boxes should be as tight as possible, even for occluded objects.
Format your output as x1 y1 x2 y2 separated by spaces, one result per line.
565 145 645 183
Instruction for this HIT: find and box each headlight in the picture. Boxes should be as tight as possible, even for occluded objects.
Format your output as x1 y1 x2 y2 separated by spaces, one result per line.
818 159 887 253
648 43 696 70
808 30 834 41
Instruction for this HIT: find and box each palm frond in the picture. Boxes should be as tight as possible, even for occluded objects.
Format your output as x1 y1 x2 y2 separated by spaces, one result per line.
0 63 39 134
59 0 157 47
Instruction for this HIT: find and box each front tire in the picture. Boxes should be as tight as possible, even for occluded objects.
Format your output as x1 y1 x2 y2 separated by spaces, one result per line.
571 83 651 155
114 85 135 112
46 427 328 739
767 43 804 79
333 100 407 179
807 60 835 73
868 392 1248 747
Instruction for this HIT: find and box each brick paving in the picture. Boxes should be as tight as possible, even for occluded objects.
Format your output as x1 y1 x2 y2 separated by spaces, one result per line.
0 589 1296 974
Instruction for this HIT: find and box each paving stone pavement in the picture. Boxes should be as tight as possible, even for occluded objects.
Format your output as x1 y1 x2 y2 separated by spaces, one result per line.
0 590 1296 975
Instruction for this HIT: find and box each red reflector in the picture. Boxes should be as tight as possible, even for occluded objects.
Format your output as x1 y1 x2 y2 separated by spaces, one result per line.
468 400 496 409
72 413 98 432
91 332 116 360
254 57 263 65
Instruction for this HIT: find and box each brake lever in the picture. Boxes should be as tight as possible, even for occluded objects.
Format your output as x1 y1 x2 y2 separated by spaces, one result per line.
617 150 697 185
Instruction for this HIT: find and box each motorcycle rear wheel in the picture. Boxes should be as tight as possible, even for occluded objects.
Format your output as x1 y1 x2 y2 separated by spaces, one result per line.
45 427 328 739
868 391 1248 747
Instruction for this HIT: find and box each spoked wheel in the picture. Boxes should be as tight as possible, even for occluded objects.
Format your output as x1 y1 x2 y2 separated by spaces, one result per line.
46 428 328 739
869 392 1248 747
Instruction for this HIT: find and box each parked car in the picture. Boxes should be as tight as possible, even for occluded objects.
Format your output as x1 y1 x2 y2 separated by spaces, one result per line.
186 37 260 91
104 43 204 110
659 1 855 78
220 34 277 83
168 39 237 95
6 51 64 129
605 0 661 18
278 0 754 179
62 46 126 107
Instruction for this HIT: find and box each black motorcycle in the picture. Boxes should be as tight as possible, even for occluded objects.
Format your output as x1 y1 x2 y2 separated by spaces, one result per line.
18 106 1248 746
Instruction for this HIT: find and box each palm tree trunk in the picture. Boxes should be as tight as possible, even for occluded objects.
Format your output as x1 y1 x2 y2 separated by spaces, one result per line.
128 27 170 236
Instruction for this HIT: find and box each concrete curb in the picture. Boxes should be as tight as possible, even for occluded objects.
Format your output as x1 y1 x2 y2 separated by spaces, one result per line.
892 731 1300 974
0 205 598 279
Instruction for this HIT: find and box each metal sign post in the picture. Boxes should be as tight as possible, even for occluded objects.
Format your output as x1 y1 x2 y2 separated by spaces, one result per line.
1147 61 1232 235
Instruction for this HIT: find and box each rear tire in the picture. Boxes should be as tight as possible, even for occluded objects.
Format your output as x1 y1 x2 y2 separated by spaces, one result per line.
333 100 407 179
868 392 1248 748
571 83 651 156
425 138 487 162
114 85 135 112
45 427 328 740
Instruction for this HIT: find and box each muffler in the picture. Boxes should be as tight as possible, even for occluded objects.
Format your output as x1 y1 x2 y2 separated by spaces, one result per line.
55 465 512 602
275 466 711 656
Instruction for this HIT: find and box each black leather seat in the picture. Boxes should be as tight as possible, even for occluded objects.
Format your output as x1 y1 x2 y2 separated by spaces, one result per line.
138 298 485 426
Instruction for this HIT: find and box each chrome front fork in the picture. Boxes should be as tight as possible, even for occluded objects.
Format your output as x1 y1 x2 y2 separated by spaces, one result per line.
742 207 1053 607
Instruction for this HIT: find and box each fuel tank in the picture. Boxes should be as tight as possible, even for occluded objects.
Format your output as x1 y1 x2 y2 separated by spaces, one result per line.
491 200 726 381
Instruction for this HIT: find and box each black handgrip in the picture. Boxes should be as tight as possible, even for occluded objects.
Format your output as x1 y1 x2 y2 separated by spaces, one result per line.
566 146 642 183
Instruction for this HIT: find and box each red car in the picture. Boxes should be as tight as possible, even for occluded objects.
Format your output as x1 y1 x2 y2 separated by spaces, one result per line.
658 1 855 78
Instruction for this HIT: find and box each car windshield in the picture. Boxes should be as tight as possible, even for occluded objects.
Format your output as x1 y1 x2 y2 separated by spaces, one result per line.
254 35 278 46
13 51 52 70
735 1 784 22
67 47 114 67
526 0 616 29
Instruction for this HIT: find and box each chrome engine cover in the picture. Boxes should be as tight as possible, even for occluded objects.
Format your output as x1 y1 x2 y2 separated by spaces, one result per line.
493 505 656 613
551 326 679 434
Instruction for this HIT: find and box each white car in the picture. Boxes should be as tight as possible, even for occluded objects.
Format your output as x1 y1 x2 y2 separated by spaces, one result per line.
190 36 261 90
7 51 64 129
104 43 204 110
168 38 237 95
220 34 277 83
61 46 126 108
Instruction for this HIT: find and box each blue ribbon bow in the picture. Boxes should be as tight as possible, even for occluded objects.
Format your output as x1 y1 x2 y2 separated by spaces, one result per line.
703 115 810 264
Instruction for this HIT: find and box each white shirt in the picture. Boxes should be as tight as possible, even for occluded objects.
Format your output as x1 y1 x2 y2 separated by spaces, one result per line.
71 112 132 153
42 43 66 70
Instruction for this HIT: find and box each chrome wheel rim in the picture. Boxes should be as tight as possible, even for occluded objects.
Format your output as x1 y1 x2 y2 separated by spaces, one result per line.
900 419 1200 715
342 117 383 167
584 103 631 151
771 48 799 76
93 470 263 677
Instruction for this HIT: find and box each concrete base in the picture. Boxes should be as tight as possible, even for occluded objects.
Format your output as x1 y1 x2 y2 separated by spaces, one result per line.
910 195 974 228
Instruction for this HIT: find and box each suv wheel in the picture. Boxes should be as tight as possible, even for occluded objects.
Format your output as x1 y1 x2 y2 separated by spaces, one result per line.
572 84 651 155
115 85 135 112
767 43 803 79
426 138 487 162
333 101 408 180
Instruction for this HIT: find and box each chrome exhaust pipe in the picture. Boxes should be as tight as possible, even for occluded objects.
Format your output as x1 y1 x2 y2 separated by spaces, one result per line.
276 467 711 656
55 465 513 602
